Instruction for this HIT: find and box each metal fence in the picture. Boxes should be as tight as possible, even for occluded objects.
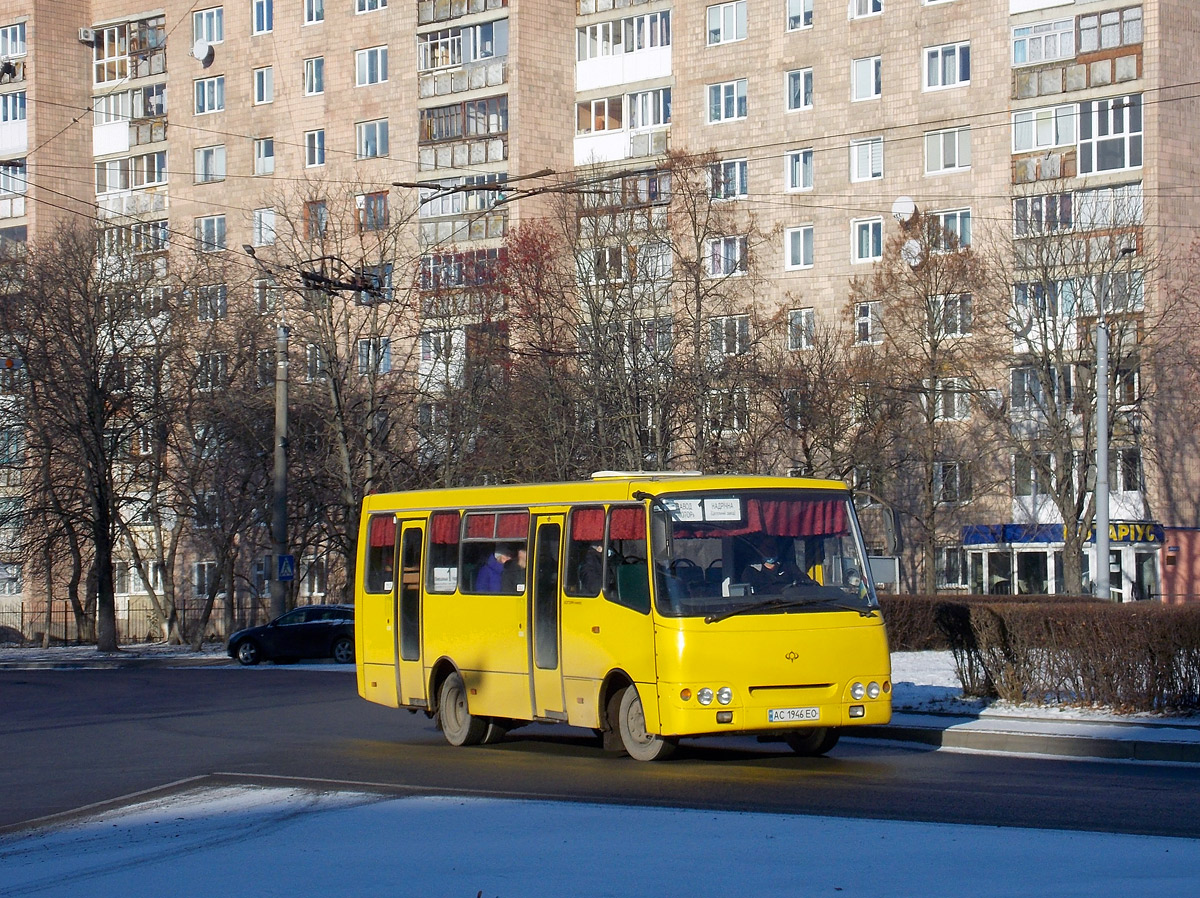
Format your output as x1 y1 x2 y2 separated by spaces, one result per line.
0 598 274 646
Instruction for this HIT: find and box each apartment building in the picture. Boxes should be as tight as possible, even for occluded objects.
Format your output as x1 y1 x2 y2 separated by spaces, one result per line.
1 0 1198 629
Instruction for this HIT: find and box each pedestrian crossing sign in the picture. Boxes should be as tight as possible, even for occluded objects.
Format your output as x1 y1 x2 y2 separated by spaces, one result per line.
276 554 296 582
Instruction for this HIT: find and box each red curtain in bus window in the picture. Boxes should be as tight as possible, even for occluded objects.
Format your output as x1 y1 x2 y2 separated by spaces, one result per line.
368 515 395 547
496 511 529 538
465 512 495 538
570 507 605 541
609 506 645 540
430 511 461 544
748 499 846 537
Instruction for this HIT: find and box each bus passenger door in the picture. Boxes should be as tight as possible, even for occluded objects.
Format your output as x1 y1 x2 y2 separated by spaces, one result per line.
529 515 566 720
396 521 427 706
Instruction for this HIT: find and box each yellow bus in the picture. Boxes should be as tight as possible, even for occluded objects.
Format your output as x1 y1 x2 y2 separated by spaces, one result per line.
355 472 891 760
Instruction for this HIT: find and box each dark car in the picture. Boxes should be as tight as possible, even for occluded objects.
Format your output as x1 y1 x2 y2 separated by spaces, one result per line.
227 604 355 666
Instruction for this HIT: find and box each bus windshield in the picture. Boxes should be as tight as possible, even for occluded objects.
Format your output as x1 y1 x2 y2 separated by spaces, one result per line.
648 489 877 619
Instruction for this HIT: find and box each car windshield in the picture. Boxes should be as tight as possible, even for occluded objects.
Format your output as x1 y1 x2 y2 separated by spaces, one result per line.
647 489 877 620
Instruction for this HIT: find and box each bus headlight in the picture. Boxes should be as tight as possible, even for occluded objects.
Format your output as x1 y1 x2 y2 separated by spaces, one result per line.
850 682 866 700
716 687 733 705
697 688 714 706
867 681 881 699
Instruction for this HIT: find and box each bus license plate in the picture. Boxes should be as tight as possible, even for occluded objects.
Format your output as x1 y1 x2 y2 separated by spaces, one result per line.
768 707 820 723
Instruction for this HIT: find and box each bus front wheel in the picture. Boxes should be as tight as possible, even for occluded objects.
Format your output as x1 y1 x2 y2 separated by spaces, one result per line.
616 686 676 761
437 671 487 746
785 727 840 756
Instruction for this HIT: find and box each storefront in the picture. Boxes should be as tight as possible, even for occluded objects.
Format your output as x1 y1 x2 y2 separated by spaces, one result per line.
961 521 1163 600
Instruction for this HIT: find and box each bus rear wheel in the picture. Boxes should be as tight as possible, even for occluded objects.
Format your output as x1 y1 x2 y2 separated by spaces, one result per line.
437 671 487 746
785 727 840 756
616 686 676 761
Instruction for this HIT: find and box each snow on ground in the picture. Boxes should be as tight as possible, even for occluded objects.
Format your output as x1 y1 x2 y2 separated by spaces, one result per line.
2 785 1198 898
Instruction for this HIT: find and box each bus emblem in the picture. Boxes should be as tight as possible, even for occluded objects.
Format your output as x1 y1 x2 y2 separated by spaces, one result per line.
785 651 799 662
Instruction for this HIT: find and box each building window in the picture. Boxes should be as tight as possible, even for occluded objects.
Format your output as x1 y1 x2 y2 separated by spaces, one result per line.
252 0 273 34
0 22 27 58
931 209 971 250
855 300 882 344
196 353 228 392
304 200 328 240
0 91 25 123
197 284 228 321
785 148 814 191
576 96 624 134
925 42 970 90
193 561 218 596
710 314 750 356
358 338 392 376
194 8 223 44
629 88 671 129
356 119 388 159
710 159 748 200
253 66 273 104
305 130 325 167
1079 7 1142 53
252 208 276 246
1078 94 1142 175
707 236 748 277
254 278 279 314
94 26 129 85
357 192 389 231
304 57 324 95
1074 183 1142 230
788 307 815 351
850 137 883 182
195 215 226 252
306 344 327 382
1014 193 1073 236
850 0 882 18
933 378 970 421
851 56 881 101
937 547 967 588
0 160 27 195
356 46 388 86
708 389 750 435
194 76 225 114
305 0 324 25
577 10 671 60
934 461 971 504
787 68 813 111
785 225 814 270
933 293 972 338
1012 104 1076 152
1012 19 1074 66
357 0 387 12
787 0 813 30
708 79 748 123
253 137 274 175
1114 448 1142 493
925 126 970 173
853 219 883 264
707 2 747 46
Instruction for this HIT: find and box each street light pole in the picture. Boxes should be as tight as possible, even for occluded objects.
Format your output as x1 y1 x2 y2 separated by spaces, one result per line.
270 318 289 620
1095 313 1110 602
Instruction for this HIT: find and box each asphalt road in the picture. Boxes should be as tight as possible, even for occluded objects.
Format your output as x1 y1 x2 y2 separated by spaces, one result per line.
3 668 1199 838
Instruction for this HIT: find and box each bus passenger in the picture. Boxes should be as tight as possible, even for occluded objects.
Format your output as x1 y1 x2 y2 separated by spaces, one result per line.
501 547 527 594
578 542 604 594
477 545 515 593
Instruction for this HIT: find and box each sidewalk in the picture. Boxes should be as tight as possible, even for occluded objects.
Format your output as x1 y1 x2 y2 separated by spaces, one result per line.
2 643 1198 763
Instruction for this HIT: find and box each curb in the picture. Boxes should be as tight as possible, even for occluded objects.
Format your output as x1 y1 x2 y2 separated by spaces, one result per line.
855 720 1200 764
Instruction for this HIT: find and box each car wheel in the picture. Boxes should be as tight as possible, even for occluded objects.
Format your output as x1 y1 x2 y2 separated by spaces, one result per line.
236 641 261 666
784 727 840 756
331 636 354 664
615 686 676 761
437 671 487 747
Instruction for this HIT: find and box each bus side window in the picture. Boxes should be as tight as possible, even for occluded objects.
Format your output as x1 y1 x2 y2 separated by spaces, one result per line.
565 506 606 597
364 515 396 594
607 505 649 613
427 510 461 593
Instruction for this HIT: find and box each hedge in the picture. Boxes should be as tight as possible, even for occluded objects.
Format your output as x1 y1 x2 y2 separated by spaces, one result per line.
880 595 1200 713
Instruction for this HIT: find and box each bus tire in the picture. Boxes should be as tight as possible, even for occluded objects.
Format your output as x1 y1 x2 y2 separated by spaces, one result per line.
785 727 840 756
616 686 676 761
481 718 511 745
437 671 487 746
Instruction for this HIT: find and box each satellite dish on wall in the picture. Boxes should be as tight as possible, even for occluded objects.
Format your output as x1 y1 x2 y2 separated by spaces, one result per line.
892 196 917 224
901 239 923 268
191 39 214 66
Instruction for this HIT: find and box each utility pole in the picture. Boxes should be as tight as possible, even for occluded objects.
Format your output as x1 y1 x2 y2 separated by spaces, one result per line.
1095 313 1110 602
270 318 289 620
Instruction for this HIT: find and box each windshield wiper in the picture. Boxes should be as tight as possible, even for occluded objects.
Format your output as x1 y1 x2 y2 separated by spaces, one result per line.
704 596 876 624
